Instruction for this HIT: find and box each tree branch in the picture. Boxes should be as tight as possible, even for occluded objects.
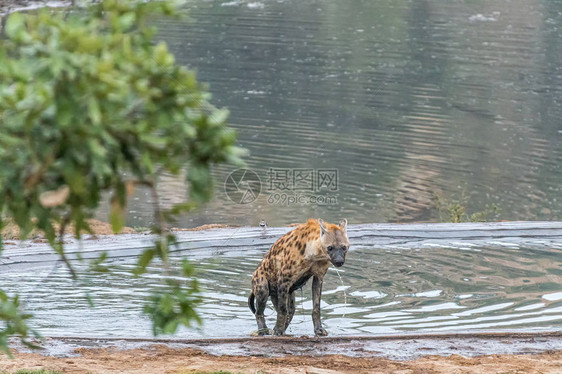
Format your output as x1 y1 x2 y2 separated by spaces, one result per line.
57 215 77 280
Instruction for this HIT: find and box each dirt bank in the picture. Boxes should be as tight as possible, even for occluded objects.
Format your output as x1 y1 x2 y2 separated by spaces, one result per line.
0 0 70 16
1 219 137 240
1 219 235 240
1 344 562 374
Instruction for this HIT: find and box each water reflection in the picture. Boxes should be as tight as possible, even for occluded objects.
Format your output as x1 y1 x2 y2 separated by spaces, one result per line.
94 0 562 228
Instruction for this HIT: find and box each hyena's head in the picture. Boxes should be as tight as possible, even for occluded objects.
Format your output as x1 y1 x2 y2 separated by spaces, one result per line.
318 218 350 268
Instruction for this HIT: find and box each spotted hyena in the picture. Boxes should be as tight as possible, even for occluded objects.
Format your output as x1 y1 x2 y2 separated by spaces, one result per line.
248 218 350 336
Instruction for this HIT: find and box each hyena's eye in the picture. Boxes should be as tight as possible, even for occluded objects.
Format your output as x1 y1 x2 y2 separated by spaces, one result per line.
327 246 334 252
341 246 347 252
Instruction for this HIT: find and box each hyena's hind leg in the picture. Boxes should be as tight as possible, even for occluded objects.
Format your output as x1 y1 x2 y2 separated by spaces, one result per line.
270 289 279 312
271 289 295 331
284 292 296 331
253 281 271 335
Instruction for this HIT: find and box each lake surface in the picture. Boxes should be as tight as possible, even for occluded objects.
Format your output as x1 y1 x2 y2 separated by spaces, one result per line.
95 0 562 228
3 223 562 338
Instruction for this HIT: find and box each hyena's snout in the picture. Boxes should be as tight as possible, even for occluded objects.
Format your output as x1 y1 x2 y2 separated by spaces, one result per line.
328 245 347 267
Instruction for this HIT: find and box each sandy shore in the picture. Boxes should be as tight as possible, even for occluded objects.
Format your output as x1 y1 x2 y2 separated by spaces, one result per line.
2 343 562 374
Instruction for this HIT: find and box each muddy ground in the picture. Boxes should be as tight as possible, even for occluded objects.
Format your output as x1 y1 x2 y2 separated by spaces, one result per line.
2 343 562 374
0 0 68 16
0 219 137 240
1 218 234 240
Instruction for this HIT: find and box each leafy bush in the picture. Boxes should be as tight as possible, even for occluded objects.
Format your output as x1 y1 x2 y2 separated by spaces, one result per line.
0 291 39 357
0 0 244 352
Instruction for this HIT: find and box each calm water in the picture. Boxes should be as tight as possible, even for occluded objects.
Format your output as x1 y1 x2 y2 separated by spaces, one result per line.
96 0 562 228
4 230 562 338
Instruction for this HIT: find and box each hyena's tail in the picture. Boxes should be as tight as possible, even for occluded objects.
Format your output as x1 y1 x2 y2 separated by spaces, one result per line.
248 292 256 314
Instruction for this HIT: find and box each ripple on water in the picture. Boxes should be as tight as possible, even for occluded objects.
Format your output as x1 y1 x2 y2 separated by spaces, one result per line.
3 241 562 338
91 0 562 228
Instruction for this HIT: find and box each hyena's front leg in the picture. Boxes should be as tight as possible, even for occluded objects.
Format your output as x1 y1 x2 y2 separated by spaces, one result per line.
273 284 289 335
312 275 328 336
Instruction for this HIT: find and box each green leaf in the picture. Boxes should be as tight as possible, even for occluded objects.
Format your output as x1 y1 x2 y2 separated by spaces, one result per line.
89 251 109 273
208 108 229 126
0 218 3 255
119 12 136 30
109 197 125 234
85 292 95 308
134 249 155 276
181 259 196 277
5 13 27 41
153 42 174 66
88 97 102 126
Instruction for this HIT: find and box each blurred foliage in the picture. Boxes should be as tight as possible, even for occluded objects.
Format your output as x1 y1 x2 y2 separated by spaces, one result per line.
0 0 245 353
144 258 202 335
0 291 40 358
433 192 500 223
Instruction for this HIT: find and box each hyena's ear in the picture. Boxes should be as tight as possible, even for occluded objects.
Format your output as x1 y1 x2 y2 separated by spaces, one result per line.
339 218 347 232
318 218 327 236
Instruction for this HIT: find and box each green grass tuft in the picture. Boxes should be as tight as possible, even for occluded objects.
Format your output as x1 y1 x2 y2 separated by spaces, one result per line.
433 192 500 223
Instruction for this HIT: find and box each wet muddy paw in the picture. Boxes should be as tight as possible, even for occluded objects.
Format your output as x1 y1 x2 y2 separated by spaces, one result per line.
251 328 273 336
314 328 328 336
